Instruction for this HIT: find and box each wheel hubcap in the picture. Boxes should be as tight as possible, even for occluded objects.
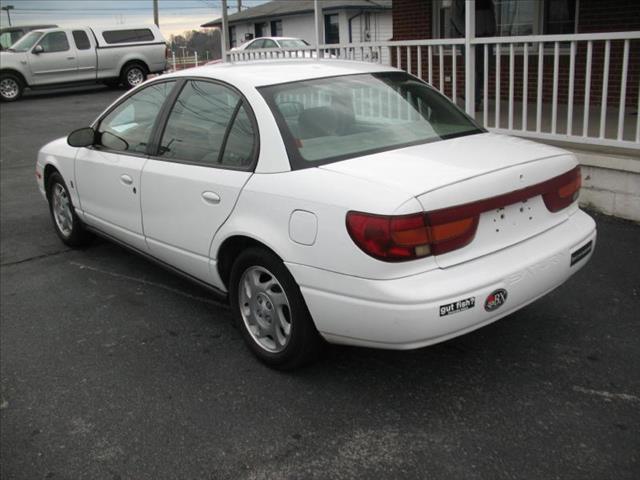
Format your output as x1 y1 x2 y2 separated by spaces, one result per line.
127 68 144 86
52 183 73 237
239 266 292 353
0 78 19 99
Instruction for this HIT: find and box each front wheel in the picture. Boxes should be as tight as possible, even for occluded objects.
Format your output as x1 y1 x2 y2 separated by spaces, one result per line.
121 63 147 89
47 172 92 247
0 73 23 102
229 247 323 369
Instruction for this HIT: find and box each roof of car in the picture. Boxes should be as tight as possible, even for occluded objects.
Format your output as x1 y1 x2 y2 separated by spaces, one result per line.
163 59 397 88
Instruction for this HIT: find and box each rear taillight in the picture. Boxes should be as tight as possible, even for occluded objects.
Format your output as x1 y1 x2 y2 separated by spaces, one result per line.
346 211 479 262
346 166 581 262
542 166 582 212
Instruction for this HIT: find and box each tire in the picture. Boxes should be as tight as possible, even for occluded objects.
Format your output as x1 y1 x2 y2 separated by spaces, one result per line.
46 172 92 247
0 73 24 102
120 63 147 90
229 247 323 369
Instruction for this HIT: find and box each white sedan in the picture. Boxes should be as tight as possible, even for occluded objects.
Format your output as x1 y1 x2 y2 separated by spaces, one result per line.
35 60 596 369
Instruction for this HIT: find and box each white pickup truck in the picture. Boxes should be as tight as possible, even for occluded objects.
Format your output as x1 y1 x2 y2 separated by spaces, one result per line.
0 25 167 101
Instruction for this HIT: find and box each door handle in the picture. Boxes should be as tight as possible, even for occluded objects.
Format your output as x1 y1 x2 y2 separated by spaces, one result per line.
67 57 76 60
201 191 221 205
120 174 133 185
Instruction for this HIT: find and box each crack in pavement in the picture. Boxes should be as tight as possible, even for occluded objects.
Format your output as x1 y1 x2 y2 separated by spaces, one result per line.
0 249 71 267
70 261 229 309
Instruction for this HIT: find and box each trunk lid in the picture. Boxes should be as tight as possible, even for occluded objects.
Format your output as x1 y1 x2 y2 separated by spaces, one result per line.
320 133 579 268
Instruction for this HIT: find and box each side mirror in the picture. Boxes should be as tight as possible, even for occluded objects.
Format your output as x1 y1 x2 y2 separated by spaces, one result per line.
32 45 44 54
67 127 96 147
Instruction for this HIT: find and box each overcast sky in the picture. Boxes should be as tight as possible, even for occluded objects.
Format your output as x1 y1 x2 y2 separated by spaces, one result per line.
0 0 267 37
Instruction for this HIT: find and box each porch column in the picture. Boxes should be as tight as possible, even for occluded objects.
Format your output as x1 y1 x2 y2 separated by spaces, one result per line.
314 0 321 57
221 0 229 62
464 0 476 115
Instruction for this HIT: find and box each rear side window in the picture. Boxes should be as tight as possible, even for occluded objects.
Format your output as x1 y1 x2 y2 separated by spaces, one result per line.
158 80 255 169
38 32 69 53
98 81 176 153
72 30 91 50
102 29 154 44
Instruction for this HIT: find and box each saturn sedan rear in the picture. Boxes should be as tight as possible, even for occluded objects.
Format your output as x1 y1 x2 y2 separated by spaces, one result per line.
35 60 596 369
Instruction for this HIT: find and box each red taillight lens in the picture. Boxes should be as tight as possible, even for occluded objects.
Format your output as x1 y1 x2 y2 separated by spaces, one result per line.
542 167 582 212
346 212 429 261
346 211 479 261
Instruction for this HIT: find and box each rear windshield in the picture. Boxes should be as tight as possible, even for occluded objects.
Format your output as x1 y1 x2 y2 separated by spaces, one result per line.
260 72 483 168
102 28 154 44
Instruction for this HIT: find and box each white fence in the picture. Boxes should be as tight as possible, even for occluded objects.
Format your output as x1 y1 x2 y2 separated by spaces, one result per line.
225 31 640 151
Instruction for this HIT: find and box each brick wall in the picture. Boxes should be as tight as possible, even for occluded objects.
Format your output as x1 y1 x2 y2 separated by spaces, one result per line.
391 0 640 108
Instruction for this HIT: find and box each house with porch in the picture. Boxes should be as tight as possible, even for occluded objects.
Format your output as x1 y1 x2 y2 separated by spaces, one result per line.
201 0 393 49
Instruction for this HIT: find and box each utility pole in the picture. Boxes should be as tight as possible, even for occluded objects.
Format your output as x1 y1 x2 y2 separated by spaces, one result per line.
153 0 159 27
1 5 14 27
237 0 242 13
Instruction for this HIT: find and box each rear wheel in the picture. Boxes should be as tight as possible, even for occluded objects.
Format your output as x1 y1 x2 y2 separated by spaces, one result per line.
47 172 92 247
121 63 147 89
229 247 323 369
0 73 23 102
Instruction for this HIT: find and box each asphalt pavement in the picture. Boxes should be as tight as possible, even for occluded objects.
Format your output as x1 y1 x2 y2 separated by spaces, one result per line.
1 86 639 480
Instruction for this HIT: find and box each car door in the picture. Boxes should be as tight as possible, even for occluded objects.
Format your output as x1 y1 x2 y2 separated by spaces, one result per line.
75 80 177 251
28 30 78 85
141 79 258 283
71 29 97 81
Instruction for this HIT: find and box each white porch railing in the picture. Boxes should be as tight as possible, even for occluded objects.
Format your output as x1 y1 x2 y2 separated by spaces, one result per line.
224 31 640 150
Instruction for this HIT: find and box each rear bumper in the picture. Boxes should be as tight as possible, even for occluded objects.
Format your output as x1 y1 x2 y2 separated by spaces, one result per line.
287 209 596 350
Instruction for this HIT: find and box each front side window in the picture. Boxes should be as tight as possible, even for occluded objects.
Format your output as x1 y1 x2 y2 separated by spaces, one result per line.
246 39 264 49
9 31 43 52
98 81 176 153
262 39 278 49
158 80 255 168
261 72 482 167
38 31 69 53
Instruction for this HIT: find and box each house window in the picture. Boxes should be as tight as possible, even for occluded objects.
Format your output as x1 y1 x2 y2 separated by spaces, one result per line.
544 0 577 34
229 25 237 48
270 20 282 37
324 13 339 44
255 22 267 38
433 0 577 38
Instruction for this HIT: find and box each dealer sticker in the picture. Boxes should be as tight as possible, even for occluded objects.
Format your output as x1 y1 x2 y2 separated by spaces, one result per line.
439 297 476 317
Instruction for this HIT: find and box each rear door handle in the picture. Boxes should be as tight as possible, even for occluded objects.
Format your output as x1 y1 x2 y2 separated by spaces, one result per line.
67 57 75 60
120 174 133 185
202 191 221 204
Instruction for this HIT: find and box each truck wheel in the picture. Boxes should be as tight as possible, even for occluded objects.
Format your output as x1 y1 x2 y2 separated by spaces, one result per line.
0 73 23 102
121 63 147 89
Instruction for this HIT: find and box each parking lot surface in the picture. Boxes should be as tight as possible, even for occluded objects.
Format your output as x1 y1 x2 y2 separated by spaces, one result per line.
1 87 639 480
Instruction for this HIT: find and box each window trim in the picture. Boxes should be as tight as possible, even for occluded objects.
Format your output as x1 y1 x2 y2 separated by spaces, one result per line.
259 71 485 171
147 76 260 173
